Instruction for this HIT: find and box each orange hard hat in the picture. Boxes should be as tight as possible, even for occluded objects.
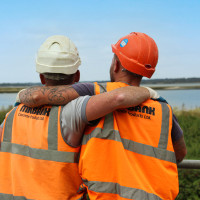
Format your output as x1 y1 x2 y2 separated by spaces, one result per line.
111 32 158 78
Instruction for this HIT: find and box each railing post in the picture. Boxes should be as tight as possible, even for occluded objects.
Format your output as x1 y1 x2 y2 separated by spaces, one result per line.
178 159 200 169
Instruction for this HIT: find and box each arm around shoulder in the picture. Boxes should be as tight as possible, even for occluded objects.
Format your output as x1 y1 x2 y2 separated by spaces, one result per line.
19 86 80 107
86 86 150 121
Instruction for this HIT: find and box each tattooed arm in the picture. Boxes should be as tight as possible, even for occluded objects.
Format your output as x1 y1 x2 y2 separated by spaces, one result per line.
19 86 79 107
19 85 154 108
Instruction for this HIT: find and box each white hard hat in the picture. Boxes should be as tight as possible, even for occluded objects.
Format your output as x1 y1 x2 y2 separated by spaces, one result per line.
36 35 81 75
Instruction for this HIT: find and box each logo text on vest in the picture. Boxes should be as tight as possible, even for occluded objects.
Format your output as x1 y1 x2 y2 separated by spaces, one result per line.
20 105 51 116
117 105 155 120
127 105 155 116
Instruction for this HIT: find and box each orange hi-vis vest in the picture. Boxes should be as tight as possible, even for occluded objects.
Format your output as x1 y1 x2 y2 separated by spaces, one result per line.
79 82 178 200
0 104 85 200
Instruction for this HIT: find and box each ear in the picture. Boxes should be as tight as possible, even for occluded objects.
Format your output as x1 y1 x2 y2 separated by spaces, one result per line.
40 74 46 85
113 59 120 73
74 70 80 83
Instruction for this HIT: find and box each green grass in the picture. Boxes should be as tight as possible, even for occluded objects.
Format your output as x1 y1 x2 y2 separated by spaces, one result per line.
174 108 200 200
174 108 200 160
0 106 13 125
0 87 25 93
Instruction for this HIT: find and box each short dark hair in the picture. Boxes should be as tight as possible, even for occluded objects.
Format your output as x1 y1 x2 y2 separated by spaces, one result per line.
42 73 75 85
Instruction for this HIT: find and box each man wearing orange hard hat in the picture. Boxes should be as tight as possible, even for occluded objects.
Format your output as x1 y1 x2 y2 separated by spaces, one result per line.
111 32 158 79
16 32 186 200
77 32 186 200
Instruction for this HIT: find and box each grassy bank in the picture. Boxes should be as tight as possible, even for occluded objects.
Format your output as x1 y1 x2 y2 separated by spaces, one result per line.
0 107 199 199
0 87 26 93
174 108 200 200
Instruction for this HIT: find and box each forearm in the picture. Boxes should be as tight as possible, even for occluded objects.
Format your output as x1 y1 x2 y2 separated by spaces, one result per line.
19 86 79 107
173 135 187 163
86 86 150 121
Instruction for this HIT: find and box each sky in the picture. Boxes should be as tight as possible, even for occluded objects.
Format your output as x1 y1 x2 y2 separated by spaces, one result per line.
0 0 200 83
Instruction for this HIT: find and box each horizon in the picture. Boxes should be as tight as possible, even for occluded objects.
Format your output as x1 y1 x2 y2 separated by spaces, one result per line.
1 0 200 83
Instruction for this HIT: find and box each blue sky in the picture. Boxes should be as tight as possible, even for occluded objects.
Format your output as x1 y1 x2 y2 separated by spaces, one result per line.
0 0 200 83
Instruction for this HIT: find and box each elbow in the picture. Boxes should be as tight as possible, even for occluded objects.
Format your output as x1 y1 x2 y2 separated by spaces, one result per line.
181 147 187 161
115 93 126 108
175 146 187 164
176 149 187 164
30 93 43 107
173 136 187 164
21 92 42 107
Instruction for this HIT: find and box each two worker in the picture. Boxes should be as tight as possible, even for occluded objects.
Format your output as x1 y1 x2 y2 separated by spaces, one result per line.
0 32 186 200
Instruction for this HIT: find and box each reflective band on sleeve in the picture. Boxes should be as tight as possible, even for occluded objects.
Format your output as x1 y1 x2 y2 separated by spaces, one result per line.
158 102 170 149
3 107 17 142
0 193 34 200
1 142 79 163
48 106 59 150
83 180 162 200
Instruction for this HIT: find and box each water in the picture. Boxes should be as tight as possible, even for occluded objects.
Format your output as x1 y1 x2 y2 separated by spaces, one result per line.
157 89 200 109
0 93 18 109
0 89 200 110
143 83 200 87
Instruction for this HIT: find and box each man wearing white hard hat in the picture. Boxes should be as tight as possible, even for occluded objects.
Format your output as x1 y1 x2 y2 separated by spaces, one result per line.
0 35 154 200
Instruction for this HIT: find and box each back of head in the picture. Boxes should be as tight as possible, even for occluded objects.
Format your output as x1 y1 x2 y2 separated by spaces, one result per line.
112 32 158 78
36 35 81 76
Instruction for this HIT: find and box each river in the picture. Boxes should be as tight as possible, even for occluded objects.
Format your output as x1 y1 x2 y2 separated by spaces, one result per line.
0 89 200 110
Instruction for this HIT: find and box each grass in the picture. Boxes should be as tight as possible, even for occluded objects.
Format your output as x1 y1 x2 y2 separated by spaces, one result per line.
173 108 200 200
0 106 13 125
174 108 200 160
0 87 26 93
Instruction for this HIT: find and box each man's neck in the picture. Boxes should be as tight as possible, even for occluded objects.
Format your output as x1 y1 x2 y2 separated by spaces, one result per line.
114 77 141 87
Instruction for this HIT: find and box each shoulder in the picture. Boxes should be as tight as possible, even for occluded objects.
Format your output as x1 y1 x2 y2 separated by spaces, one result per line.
60 96 91 148
62 96 91 121
72 82 95 96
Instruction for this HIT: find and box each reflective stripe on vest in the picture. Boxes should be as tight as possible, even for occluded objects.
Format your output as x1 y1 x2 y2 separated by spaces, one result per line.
81 82 177 199
83 180 162 200
99 82 107 93
1 106 78 163
0 193 34 200
82 103 176 164
0 193 86 200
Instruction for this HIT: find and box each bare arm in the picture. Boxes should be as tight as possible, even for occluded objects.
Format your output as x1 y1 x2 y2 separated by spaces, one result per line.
19 85 152 109
173 135 187 164
86 86 150 121
19 86 79 107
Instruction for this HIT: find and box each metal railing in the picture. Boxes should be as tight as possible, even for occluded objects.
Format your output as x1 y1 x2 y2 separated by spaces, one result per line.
178 159 200 169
